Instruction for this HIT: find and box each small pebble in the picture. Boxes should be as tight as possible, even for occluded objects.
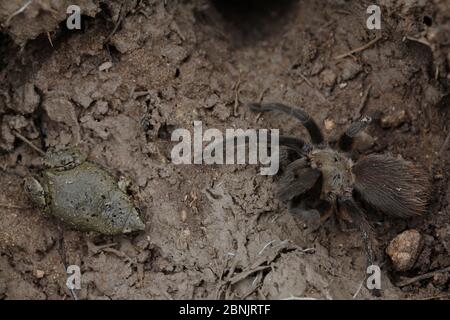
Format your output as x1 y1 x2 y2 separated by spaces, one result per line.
181 209 187 222
432 272 449 287
95 101 109 115
203 94 220 109
386 229 423 272
353 131 375 152
381 109 408 128
320 69 337 87
324 119 335 131
34 270 45 279
99 61 113 71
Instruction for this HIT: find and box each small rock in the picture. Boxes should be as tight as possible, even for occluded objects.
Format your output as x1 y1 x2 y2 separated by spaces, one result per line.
161 45 189 65
310 61 324 76
353 131 375 152
99 61 113 72
95 101 109 115
380 109 408 128
432 272 449 287
180 210 187 222
203 94 220 109
340 60 363 81
73 81 97 109
320 69 337 87
386 229 423 272
182 229 191 237
423 84 442 107
118 176 131 193
34 270 45 279
324 119 335 131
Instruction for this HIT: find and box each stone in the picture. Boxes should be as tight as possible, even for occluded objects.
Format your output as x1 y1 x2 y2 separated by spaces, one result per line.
386 229 423 272
34 270 45 279
381 109 408 128
320 69 337 87
324 119 335 131
13 83 40 114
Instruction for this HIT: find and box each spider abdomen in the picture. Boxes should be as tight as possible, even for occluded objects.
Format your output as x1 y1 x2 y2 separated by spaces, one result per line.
352 154 430 218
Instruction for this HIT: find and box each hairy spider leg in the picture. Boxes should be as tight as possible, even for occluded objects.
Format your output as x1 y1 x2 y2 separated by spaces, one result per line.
277 158 321 202
279 136 311 157
338 116 372 151
248 102 324 144
199 133 310 163
338 195 381 297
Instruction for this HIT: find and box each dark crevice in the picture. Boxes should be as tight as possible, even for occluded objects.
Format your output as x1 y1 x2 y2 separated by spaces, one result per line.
0 32 16 72
423 15 432 26
209 0 298 43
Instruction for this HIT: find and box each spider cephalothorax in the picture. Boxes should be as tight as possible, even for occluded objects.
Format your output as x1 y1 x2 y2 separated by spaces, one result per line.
248 102 430 291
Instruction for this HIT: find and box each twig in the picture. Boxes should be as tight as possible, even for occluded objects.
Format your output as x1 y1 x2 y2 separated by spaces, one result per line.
13 131 45 156
403 36 432 48
352 278 365 299
356 85 372 119
396 266 450 287
298 72 329 104
257 240 277 256
241 282 262 300
254 87 268 122
0 204 31 210
229 265 271 285
47 32 54 47
104 1 126 44
334 35 382 60
421 293 450 300
4 0 33 27
233 70 242 116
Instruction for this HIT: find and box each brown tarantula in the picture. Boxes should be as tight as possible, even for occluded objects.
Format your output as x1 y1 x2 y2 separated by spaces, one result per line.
248 102 430 290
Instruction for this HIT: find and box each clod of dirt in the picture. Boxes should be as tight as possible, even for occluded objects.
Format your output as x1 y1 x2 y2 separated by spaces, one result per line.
99 61 113 72
320 69 337 87
339 60 363 82
0 0 100 45
12 83 40 114
353 131 375 152
432 272 449 287
380 109 408 128
0 114 38 151
34 269 45 279
386 229 423 272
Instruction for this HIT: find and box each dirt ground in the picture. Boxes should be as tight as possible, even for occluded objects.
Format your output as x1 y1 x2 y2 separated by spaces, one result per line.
0 0 449 300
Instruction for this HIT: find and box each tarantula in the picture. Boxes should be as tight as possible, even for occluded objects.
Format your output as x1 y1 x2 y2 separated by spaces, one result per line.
248 102 430 289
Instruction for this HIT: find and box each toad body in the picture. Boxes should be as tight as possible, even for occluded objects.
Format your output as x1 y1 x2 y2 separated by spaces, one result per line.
24 148 145 235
